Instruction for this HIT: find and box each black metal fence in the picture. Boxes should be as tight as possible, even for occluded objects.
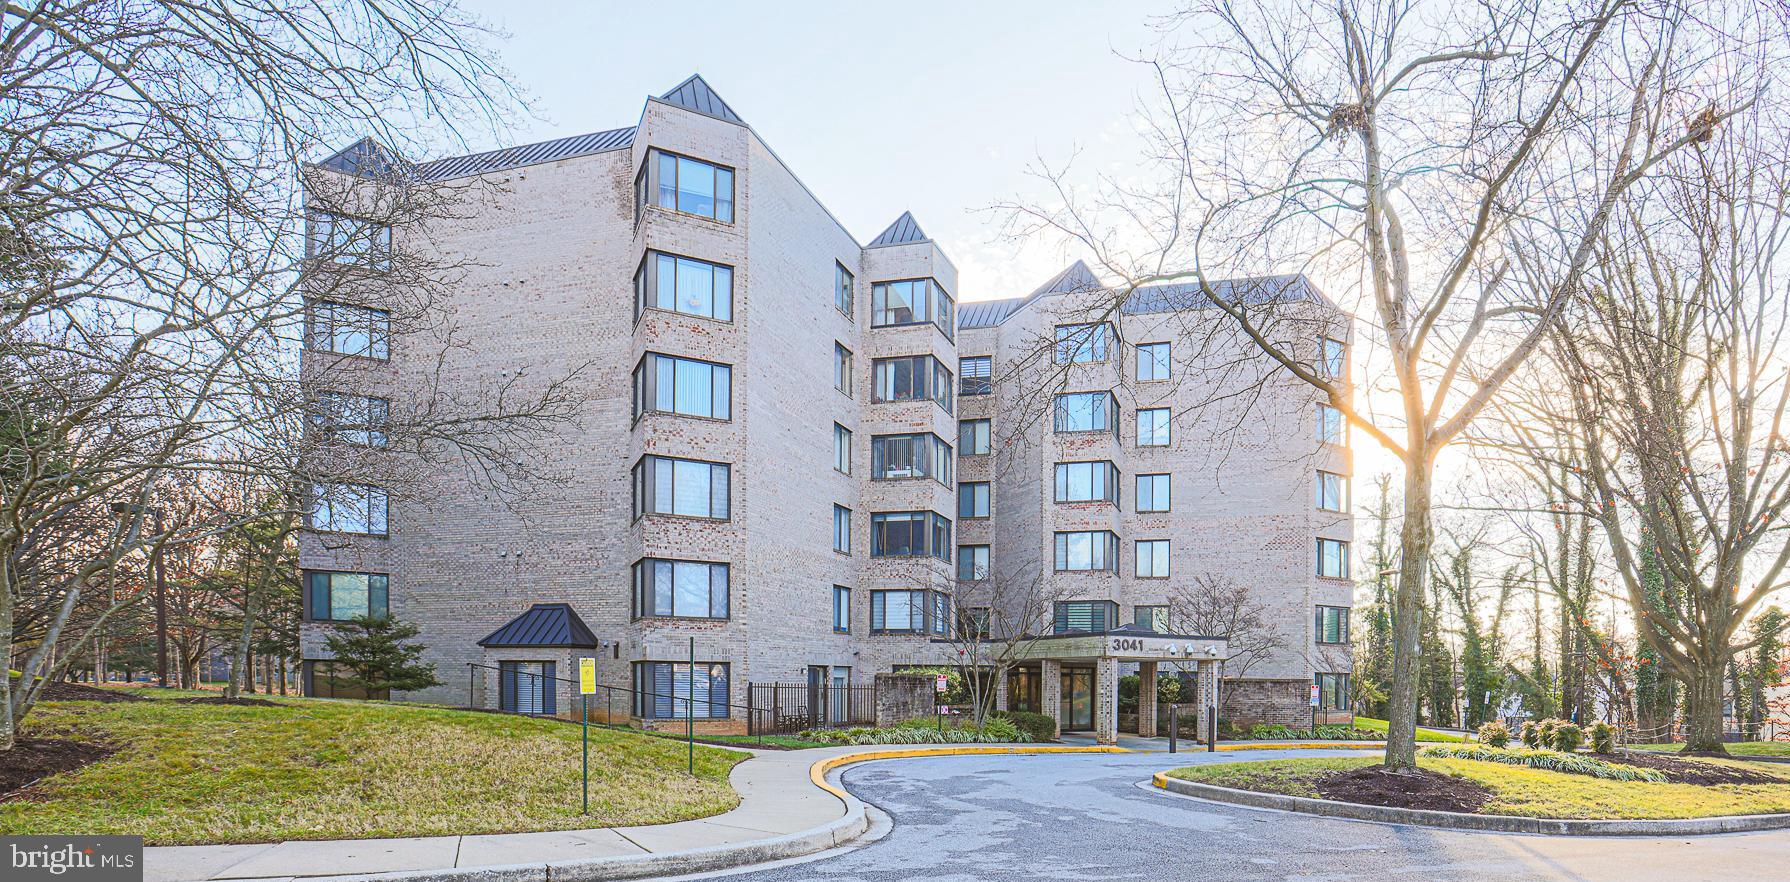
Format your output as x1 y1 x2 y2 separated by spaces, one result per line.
746 681 877 735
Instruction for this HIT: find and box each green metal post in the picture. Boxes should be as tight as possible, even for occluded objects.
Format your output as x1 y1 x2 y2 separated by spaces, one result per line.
687 637 695 777
581 693 589 814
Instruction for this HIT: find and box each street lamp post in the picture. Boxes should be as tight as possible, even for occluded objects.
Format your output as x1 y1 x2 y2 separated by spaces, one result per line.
111 502 169 688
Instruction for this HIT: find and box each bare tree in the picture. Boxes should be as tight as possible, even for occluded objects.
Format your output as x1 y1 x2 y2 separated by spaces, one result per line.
938 555 1070 726
1166 573 1288 714
1000 0 1758 768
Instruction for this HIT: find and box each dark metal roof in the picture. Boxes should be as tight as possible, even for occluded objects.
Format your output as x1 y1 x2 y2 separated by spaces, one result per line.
658 74 744 124
868 211 929 247
960 260 1102 329
316 137 405 177
959 264 1326 330
478 603 599 648
417 127 637 181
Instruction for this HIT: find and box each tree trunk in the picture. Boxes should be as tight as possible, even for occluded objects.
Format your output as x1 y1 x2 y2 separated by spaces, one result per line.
227 589 254 700
1684 663 1728 753
1384 457 1435 770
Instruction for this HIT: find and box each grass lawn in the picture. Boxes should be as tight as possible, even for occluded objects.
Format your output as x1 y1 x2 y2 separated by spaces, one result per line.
0 689 745 844
1167 755 1790 819
1351 716 1469 743
1631 742 1790 758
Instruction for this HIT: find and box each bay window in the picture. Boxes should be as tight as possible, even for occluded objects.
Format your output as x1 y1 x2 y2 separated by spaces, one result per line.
871 278 955 339
635 661 731 719
1054 461 1120 504
870 433 953 485
633 353 731 420
870 511 952 561
1053 391 1118 435
636 251 734 322
1054 530 1119 572
632 558 730 619
872 355 953 414
632 455 731 520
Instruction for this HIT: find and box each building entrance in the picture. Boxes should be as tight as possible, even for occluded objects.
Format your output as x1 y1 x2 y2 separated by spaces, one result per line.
1060 668 1094 731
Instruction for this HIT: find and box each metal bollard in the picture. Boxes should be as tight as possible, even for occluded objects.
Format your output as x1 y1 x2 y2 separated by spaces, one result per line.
1168 704 1179 753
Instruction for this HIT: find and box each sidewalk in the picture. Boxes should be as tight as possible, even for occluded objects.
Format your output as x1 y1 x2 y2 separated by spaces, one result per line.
144 743 1112 882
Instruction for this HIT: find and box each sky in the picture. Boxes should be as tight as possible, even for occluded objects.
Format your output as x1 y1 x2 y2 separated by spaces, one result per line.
453 0 1171 303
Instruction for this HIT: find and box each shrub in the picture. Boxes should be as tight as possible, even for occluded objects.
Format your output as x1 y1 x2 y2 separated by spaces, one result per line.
1247 723 1381 741
1421 745 1664 782
993 710 1056 743
978 715 1021 742
1520 720 1541 748
1537 718 1560 750
798 720 1023 746
1591 720 1617 753
1552 722 1583 752
1476 720 1511 748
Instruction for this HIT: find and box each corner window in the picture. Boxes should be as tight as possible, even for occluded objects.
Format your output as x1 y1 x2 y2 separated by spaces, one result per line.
870 433 953 485
635 661 731 719
833 586 851 633
1136 473 1171 513
633 353 732 420
1315 672 1349 711
1316 605 1350 644
958 482 990 519
1317 538 1350 579
636 251 733 322
1055 461 1120 504
870 511 952 561
872 355 953 414
957 545 990 581
1317 404 1346 445
309 483 388 535
835 343 853 397
1319 338 1346 380
633 559 729 619
1054 323 1111 364
1316 471 1350 512
306 571 388 622
1137 408 1171 447
958 607 992 640
959 419 991 455
307 301 390 359
1135 539 1170 579
1053 391 1118 435
310 392 389 447
870 588 950 635
833 505 852 554
644 149 735 223
1054 530 1119 573
306 211 391 268
836 263 855 318
632 455 730 520
1137 342 1171 381
959 356 992 395
871 278 954 340
1053 600 1119 634
1134 605 1169 632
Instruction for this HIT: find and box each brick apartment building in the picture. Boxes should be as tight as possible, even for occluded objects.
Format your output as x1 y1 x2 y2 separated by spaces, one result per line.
297 75 1355 743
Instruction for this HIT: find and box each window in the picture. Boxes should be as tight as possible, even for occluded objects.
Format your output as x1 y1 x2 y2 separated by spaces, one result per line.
871 589 950 635
835 263 855 318
1136 473 1171 513
835 343 853 397
645 149 735 222
959 356 992 395
1053 391 1118 435
958 482 990 519
1317 403 1346 445
309 483 388 535
499 661 556 715
1054 323 1111 363
834 424 852 474
632 559 729 619
1317 538 1350 579
1054 461 1120 505
635 661 731 719
307 211 391 267
310 392 389 447
832 586 851 633
1319 337 1346 380
632 353 732 420
1315 672 1350 712
636 252 733 321
1053 600 1120 634
870 433 953 485
1134 605 1169 632
833 505 851 554
307 301 390 359
1137 408 1171 447
632 455 730 520
871 278 954 339
1135 539 1170 578
1054 530 1119 572
958 419 991 455
870 511 952 561
1137 342 1171 381
957 545 991 581
1316 471 1350 512
1316 605 1350 644
872 355 953 414
959 607 992 640
306 571 388 622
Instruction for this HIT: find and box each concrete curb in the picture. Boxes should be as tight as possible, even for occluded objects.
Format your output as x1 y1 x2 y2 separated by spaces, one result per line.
1151 772 1790 836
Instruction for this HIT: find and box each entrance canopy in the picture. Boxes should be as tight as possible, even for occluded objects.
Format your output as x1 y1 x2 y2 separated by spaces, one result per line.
1009 624 1228 663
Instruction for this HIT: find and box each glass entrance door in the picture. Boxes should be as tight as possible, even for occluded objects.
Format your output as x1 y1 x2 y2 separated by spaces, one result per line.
1060 668 1094 731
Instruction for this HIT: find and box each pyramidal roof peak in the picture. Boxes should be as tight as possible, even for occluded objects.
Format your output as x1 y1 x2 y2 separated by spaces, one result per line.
1027 259 1102 299
658 74 744 124
868 211 929 247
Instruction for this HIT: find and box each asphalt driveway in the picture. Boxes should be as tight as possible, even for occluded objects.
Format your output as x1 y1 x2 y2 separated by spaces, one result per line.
721 749 1788 882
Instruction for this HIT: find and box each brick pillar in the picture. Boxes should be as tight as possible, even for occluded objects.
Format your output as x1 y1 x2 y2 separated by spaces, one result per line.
1095 657 1119 746
1041 659 1062 739
1138 661 1158 737
1195 660 1218 743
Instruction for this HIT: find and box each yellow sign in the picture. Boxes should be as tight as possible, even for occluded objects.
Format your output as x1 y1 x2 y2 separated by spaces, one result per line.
579 657 597 695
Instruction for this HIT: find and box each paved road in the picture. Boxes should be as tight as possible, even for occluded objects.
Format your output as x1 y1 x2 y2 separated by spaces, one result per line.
719 749 1787 882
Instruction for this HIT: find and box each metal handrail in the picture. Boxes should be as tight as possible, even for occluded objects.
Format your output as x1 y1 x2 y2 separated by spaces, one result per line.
464 661 766 717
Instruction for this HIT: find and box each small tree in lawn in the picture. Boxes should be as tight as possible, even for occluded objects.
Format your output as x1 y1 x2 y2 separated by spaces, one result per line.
322 616 441 696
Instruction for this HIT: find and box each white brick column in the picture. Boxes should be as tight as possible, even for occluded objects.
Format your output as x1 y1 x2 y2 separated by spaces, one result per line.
1138 661 1158 737
1095 657 1120 746
1041 659 1062 739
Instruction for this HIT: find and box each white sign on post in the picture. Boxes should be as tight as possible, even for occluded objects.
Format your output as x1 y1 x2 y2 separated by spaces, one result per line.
1309 683 1321 707
935 674 949 694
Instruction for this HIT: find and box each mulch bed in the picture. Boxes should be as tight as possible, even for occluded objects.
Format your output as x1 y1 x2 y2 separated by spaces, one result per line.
1615 751 1785 785
1314 766 1493 814
175 696 284 708
37 681 145 703
0 738 114 800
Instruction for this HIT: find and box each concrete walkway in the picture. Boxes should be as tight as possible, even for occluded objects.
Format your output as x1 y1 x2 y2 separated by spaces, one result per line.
143 743 1105 882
